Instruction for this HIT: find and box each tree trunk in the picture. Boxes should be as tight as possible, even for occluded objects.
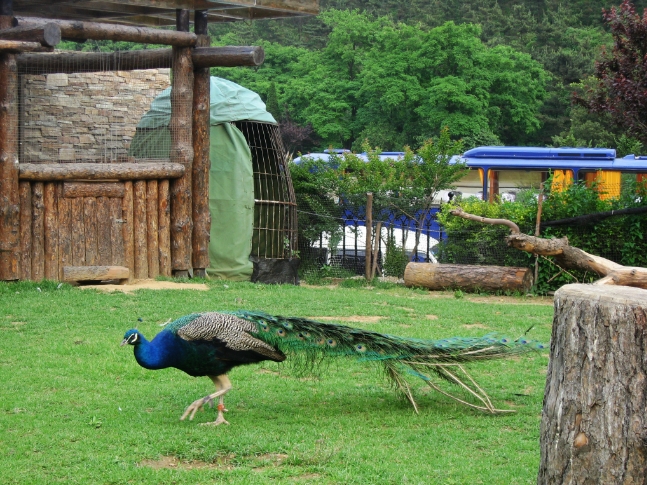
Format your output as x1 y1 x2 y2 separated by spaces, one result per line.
404 262 533 292
538 284 647 485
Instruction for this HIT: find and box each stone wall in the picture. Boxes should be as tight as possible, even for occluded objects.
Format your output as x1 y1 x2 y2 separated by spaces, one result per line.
20 69 171 163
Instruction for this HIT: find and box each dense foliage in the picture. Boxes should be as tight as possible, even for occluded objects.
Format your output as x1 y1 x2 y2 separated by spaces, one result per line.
206 0 647 151
577 1 647 147
212 12 549 150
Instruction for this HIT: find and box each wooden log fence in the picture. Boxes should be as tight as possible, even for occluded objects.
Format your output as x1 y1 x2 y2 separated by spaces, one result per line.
0 23 61 47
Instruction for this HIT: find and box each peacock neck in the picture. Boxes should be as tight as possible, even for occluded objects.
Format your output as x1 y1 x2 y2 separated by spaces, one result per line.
133 332 176 370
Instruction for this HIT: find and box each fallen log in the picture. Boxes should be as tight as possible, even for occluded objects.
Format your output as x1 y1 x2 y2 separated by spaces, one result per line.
404 263 533 292
450 207 647 289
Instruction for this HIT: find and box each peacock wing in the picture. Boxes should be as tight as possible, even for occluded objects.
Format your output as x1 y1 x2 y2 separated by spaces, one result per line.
175 312 286 362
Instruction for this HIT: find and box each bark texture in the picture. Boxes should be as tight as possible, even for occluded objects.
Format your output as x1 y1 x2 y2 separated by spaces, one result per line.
404 263 533 292
538 284 647 485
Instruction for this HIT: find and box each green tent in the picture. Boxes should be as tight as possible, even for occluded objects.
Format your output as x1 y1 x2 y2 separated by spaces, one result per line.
129 77 277 281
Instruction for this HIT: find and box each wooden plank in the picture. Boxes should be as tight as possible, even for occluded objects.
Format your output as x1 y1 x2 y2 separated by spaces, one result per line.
133 180 147 279
169 16 194 277
83 197 98 266
158 179 171 277
96 196 111 266
16 17 195 46
18 181 31 280
63 181 125 198
109 197 124 266
192 12 210 277
404 263 534 292
63 265 129 282
146 180 159 278
57 187 71 281
0 13 20 281
0 23 61 46
19 162 184 181
43 182 58 280
31 181 44 280
122 181 134 282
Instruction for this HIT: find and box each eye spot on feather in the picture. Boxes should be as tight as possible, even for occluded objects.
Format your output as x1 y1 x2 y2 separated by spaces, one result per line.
355 344 367 353
316 338 325 345
500 338 508 343
259 323 270 332
326 339 337 347
282 322 293 329
276 328 286 337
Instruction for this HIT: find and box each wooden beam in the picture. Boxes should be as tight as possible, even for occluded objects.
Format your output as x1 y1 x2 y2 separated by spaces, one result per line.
0 10 20 281
62 181 125 198
191 9 210 277
19 162 185 181
16 46 265 74
16 17 196 46
0 23 61 47
170 8 193 278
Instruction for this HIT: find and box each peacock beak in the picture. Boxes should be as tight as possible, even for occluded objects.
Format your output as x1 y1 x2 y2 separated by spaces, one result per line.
120 338 129 347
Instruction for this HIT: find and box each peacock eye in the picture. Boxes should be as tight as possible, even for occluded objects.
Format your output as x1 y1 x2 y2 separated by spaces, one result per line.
129 333 138 344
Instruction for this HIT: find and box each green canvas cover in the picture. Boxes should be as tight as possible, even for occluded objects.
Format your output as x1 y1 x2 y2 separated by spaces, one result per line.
129 77 275 280
136 76 275 129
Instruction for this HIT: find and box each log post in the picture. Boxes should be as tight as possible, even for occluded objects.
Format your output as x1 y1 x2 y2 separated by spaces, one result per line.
158 179 171 277
18 180 30 280
192 10 211 278
43 182 58 280
0 3 20 281
170 9 194 279
538 284 647 484
122 181 134 282
133 180 147 279
404 262 533 292
365 192 373 281
146 180 159 279
31 181 44 280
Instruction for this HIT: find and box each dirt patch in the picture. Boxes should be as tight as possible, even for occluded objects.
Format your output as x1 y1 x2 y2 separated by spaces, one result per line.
462 323 489 329
465 295 553 306
308 315 383 324
79 280 209 293
139 454 235 470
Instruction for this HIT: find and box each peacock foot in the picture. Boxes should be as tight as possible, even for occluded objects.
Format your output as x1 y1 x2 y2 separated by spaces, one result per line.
180 395 213 421
201 412 230 426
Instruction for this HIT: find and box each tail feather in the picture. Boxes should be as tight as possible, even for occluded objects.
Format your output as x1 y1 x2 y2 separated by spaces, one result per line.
231 310 546 413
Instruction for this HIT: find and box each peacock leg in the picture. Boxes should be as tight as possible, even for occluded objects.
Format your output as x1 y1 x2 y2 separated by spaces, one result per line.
180 374 232 425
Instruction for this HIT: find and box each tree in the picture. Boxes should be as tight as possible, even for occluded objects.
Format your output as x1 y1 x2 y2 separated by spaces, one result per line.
579 0 647 146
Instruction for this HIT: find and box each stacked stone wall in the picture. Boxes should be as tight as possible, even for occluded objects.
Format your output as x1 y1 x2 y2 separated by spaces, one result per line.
20 68 171 163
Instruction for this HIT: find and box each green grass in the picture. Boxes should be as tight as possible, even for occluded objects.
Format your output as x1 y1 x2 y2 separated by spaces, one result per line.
0 280 553 484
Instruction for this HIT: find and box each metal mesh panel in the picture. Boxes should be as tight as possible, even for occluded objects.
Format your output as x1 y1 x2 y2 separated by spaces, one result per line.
17 51 183 164
234 121 298 259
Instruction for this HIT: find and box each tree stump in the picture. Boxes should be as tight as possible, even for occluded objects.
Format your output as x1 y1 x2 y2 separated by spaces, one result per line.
404 263 533 292
538 284 647 484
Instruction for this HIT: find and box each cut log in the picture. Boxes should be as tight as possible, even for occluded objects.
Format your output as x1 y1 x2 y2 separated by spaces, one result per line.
16 46 264 74
0 39 52 52
31 181 44 280
133 180 147 279
538 284 647 484
18 181 31 280
158 179 171 277
122 181 134 282
62 181 125 198
19 162 184 181
404 263 533 292
43 182 58 280
16 17 196 46
0 23 61 47
63 265 129 283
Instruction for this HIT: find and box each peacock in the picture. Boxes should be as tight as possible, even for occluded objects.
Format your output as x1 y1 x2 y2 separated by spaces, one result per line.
121 310 545 425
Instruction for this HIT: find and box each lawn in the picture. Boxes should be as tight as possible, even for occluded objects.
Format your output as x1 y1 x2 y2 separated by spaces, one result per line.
0 279 553 484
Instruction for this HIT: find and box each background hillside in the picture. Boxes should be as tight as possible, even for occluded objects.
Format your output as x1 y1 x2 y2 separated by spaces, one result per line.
202 1 647 152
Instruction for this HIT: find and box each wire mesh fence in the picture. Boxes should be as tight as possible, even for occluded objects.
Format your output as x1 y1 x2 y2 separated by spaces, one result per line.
296 190 646 286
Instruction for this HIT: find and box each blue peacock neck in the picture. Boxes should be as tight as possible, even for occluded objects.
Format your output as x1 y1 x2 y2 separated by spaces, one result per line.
132 332 176 370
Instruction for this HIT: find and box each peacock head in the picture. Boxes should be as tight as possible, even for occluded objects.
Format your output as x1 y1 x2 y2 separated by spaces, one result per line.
121 329 143 347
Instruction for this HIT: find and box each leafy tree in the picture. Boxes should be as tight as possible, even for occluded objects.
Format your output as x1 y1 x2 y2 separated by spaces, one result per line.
579 0 647 146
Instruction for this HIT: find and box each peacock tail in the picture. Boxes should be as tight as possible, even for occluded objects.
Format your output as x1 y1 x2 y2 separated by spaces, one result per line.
224 310 545 413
